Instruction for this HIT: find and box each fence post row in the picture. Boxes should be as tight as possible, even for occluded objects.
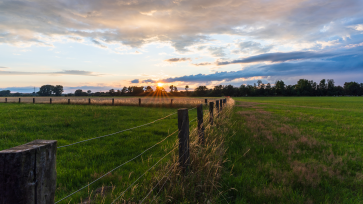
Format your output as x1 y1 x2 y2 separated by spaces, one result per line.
220 99 223 111
197 104 205 145
112 98 114 105
178 108 190 171
19 98 21 103
5 98 7 103
50 98 52 104
209 102 214 125
216 100 220 115
33 98 35 104
68 99 70 104
88 98 91 105
205 99 207 105
0 140 57 204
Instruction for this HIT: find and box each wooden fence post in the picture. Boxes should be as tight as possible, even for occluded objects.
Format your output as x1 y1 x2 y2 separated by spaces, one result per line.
68 99 70 104
19 98 21 103
33 98 35 104
88 98 91 105
5 98 7 103
139 98 141 106
197 104 204 145
220 99 223 111
205 99 207 105
171 99 173 107
50 98 52 104
209 102 214 125
178 108 190 171
0 140 57 204
216 100 220 116
112 98 114 105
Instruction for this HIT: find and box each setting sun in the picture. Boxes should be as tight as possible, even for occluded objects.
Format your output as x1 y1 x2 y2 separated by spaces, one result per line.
157 83 163 87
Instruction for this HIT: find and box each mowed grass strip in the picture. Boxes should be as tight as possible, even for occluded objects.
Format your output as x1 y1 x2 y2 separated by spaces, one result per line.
0 103 199 203
223 97 363 203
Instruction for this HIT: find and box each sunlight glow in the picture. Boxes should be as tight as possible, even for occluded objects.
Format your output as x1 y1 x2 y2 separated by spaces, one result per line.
157 83 163 87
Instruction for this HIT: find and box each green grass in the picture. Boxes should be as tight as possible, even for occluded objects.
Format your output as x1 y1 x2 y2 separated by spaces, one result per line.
223 97 363 203
0 103 200 203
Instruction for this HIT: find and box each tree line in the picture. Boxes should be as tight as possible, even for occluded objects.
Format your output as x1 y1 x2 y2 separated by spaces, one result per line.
1 79 363 97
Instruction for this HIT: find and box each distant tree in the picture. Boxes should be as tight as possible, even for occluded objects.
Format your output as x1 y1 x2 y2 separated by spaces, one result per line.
53 85 64 96
87 90 92 94
174 87 178 92
344 82 360 95
127 86 133 94
211 85 223 96
275 80 285 95
169 85 174 93
74 89 83 96
194 86 208 96
121 87 128 94
38 85 54 96
223 85 235 96
132 86 144 95
0 90 10 96
109 89 115 96
185 85 189 95
146 86 153 92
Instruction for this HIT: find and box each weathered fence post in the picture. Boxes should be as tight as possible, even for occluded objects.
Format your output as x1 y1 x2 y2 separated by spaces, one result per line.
33 98 35 104
216 100 220 116
50 98 52 104
0 140 57 204
205 99 207 105
19 98 21 103
197 104 204 145
178 108 190 171
209 102 214 125
5 98 7 103
88 98 91 105
68 99 70 104
220 99 223 111
112 98 114 106
139 98 141 106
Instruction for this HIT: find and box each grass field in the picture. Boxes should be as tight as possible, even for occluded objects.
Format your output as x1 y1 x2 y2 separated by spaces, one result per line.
0 102 205 203
223 97 363 203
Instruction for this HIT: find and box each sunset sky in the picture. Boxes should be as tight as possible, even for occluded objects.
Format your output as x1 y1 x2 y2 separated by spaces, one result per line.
1 0 363 93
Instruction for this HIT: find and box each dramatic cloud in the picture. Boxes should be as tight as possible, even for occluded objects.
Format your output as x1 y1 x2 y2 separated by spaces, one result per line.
164 58 191 63
142 79 157 83
1 0 362 51
0 70 101 76
131 79 139 83
234 41 274 55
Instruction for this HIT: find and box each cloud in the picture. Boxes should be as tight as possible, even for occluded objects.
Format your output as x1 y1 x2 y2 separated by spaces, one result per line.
192 62 213 66
208 47 226 57
91 39 108 49
142 79 157 83
0 70 102 76
0 66 8 68
164 58 191 63
131 79 139 83
158 47 363 83
1 0 362 52
234 41 274 55
216 51 337 65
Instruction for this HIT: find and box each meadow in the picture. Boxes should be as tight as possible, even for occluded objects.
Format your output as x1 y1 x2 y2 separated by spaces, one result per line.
223 97 363 203
0 97 231 203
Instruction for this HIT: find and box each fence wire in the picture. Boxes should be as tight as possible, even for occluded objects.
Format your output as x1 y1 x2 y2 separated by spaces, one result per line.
111 145 178 204
55 129 179 204
57 112 177 149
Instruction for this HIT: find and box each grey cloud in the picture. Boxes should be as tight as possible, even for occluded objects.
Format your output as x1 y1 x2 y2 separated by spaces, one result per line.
208 47 226 58
142 79 157 83
192 62 213 66
235 41 274 54
0 66 8 68
1 0 361 51
131 79 139 83
91 39 107 49
164 58 191 63
0 70 101 76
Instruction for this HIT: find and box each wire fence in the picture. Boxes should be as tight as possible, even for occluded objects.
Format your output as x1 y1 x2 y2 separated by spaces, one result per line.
1 98 230 204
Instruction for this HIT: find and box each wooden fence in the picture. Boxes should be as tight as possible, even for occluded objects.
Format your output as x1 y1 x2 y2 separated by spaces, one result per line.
0 98 228 204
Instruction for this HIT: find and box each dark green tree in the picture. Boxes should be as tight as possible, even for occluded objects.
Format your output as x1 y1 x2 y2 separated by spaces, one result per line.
38 85 54 96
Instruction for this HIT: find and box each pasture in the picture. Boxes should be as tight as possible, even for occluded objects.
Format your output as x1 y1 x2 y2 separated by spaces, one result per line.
223 97 363 203
0 102 201 203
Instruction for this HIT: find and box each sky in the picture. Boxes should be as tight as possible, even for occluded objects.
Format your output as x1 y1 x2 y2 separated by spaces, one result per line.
1 0 363 93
